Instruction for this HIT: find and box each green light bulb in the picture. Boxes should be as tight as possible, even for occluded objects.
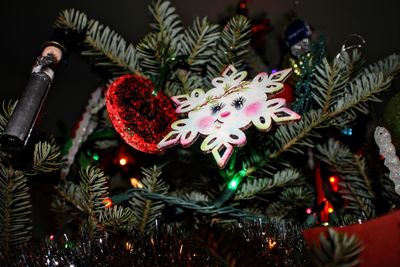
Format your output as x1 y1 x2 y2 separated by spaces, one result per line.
227 168 247 190
93 153 99 161
228 180 238 190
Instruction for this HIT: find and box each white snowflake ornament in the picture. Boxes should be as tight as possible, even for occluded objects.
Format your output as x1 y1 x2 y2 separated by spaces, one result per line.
157 65 301 168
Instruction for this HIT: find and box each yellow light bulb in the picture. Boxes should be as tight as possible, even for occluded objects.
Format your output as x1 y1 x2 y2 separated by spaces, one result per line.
119 158 127 166
130 178 144 188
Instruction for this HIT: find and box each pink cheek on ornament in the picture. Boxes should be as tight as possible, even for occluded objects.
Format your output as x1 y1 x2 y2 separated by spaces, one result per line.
198 116 215 130
244 102 262 116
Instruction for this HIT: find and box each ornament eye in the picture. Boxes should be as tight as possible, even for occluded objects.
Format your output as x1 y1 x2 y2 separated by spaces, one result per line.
231 96 246 110
210 103 225 114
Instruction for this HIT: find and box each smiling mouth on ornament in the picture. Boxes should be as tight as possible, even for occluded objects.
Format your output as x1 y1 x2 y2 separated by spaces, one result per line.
215 120 223 129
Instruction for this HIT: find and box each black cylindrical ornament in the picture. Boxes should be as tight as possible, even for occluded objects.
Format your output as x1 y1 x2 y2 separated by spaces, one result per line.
1 27 71 151
1 53 59 150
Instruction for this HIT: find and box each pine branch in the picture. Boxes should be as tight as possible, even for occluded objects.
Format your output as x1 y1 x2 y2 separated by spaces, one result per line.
149 0 183 51
328 71 392 118
136 32 172 79
316 139 376 219
268 54 400 161
55 8 88 32
270 109 326 159
55 9 139 78
206 15 251 84
235 169 304 200
311 50 363 112
0 100 17 133
99 205 134 232
136 0 183 82
84 19 139 76
25 140 62 176
52 181 86 216
265 186 314 219
181 17 220 71
360 53 400 78
308 228 363 267
129 165 168 234
380 174 400 207
0 165 31 257
79 166 109 236
173 69 206 94
166 17 219 94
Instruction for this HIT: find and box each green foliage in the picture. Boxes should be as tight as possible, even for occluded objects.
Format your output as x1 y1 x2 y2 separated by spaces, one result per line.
380 174 400 207
0 165 31 257
0 103 61 257
55 8 88 32
55 3 251 97
308 228 363 267
181 17 220 71
265 186 314 219
316 139 376 219
311 50 363 112
251 53 400 169
84 19 139 76
167 69 205 95
270 109 326 158
25 140 62 176
235 169 304 200
52 181 85 216
79 165 109 235
149 0 183 51
360 53 400 78
55 9 139 78
206 15 251 84
99 205 134 232
137 0 183 80
129 165 168 234
136 32 172 78
0 100 17 133
54 167 135 233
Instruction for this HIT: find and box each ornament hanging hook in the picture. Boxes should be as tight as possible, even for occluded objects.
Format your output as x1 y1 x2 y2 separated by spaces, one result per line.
335 34 366 60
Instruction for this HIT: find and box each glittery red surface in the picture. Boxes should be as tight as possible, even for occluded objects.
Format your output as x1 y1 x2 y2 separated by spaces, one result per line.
106 74 177 153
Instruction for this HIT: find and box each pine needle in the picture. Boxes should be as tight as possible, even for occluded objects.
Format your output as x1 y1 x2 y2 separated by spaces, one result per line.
206 15 251 84
25 140 62 176
316 139 376 219
265 53 400 163
79 165 109 236
265 186 314 219
149 0 183 51
129 165 168 234
235 168 304 200
0 100 17 133
0 165 31 257
308 228 363 267
181 17 220 71
55 9 139 78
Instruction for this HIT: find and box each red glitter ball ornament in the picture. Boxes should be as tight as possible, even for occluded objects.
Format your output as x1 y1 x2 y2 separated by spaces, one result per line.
106 74 177 153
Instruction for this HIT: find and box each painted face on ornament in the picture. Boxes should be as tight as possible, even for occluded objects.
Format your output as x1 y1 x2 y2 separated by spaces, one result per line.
157 65 301 168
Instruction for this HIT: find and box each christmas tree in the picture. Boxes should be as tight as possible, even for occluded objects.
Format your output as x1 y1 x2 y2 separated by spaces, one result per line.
1 1 399 266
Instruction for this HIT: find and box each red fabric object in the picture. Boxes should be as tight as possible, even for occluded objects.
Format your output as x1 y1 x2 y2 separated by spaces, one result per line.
303 210 400 266
106 74 177 153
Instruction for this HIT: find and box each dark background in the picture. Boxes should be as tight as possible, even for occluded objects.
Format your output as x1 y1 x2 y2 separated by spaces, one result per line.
1 0 399 135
